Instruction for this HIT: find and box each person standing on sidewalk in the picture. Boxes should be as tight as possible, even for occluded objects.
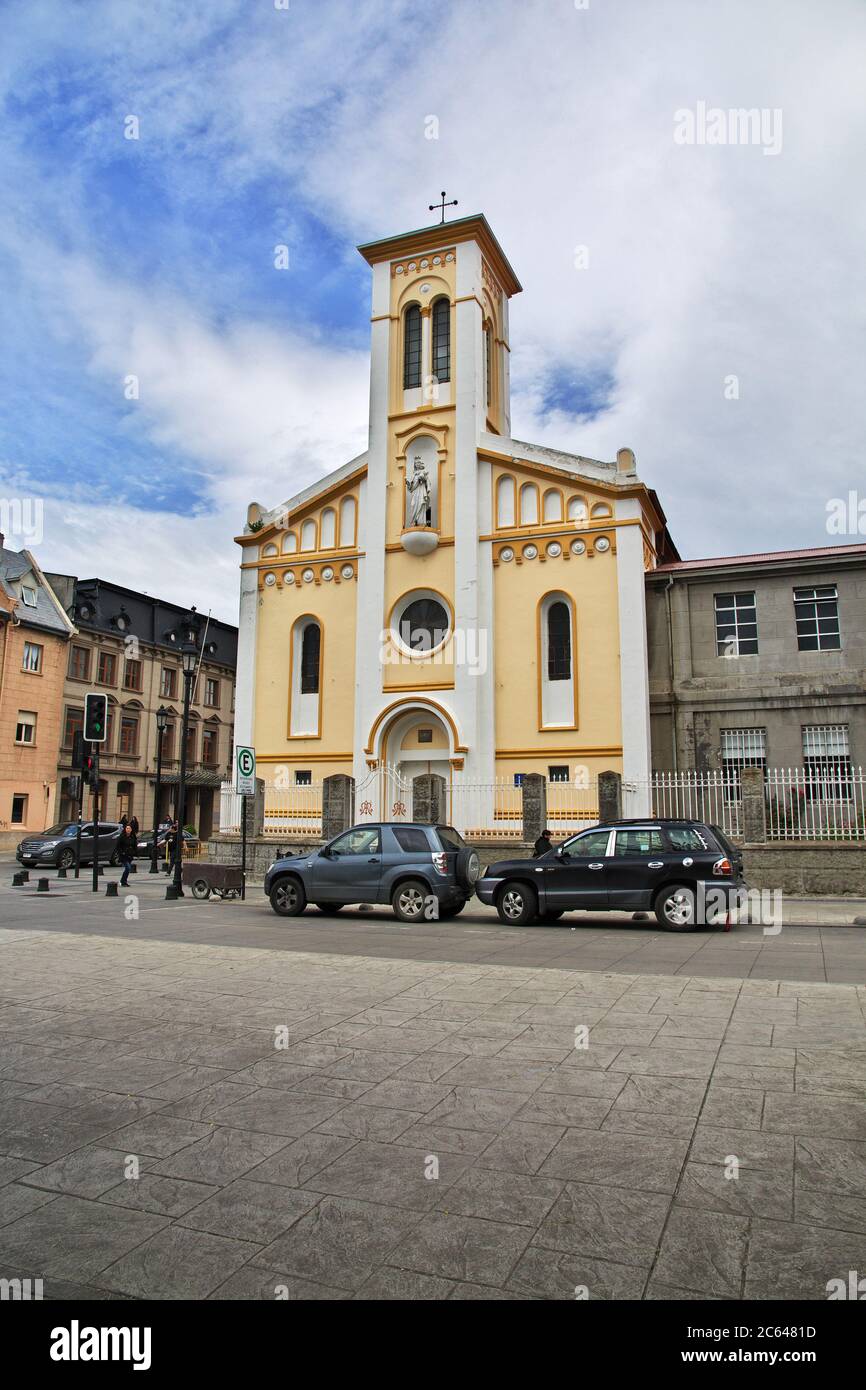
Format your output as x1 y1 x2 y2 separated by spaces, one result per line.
118 823 137 888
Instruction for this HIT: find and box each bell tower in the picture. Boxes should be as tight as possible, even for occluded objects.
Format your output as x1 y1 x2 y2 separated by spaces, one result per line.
352 212 522 791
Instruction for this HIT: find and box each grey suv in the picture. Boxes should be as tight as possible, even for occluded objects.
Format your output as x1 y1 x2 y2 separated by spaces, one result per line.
16 821 123 870
264 822 481 922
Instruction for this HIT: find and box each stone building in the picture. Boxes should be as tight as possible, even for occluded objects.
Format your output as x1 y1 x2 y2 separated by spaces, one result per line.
646 542 866 776
0 540 75 849
46 576 238 838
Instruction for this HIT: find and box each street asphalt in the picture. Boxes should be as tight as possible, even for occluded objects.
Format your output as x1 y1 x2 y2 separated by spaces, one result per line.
0 862 864 1300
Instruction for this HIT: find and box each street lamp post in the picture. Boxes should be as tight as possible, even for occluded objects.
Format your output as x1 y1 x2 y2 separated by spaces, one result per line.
150 704 169 874
171 609 203 897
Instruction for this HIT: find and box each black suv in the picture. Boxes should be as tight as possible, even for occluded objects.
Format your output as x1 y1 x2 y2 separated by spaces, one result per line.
264 822 481 922
477 820 746 930
16 821 123 870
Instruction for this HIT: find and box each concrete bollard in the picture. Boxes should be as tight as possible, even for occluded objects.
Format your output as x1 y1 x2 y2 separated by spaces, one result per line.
165 885 180 901
20 870 29 882
105 881 118 898
57 866 67 879
12 872 24 887
37 878 50 893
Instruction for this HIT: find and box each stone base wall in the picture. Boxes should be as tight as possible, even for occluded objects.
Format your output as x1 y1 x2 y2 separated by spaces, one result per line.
740 842 866 896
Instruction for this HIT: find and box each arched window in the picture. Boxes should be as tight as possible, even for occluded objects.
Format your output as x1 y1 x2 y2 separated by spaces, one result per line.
320 508 336 549
290 617 322 737
432 298 450 383
591 501 612 518
496 475 516 527
520 483 539 525
567 497 587 524
282 530 298 553
261 543 278 557
300 519 316 551
403 304 422 389
539 593 576 729
547 602 571 681
543 489 563 523
300 623 320 694
484 323 493 407
339 495 356 547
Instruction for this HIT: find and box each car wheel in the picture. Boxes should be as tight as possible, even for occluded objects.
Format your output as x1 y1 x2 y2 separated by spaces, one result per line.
454 848 481 890
537 909 564 921
269 876 306 917
58 849 75 871
313 903 344 914
190 879 211 900
655 883 696 931
392 879 429 923
496 881 538 925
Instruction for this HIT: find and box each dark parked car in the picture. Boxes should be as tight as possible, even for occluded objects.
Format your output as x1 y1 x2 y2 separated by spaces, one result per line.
476 820 746 930
16 821 123 870
264 822 481 922
135 828 200 859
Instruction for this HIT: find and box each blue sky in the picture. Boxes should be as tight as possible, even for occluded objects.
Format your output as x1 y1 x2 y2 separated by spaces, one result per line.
1 0 864 617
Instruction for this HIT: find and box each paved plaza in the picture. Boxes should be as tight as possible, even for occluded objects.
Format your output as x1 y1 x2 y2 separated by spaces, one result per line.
1 870 865 1300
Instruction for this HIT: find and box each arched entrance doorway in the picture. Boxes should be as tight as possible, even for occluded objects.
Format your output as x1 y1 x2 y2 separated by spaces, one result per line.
360 701 460 822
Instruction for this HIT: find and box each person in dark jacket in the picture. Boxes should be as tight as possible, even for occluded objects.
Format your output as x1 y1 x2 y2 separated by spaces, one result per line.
118 823 137 887
130 814 140 836
533 828 554 857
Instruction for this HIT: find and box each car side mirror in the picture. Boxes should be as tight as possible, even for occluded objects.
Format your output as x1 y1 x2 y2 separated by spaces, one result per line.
556 847 569 860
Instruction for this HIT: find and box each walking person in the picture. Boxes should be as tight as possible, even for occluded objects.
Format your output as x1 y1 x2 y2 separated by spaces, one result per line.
118 822 137 888
130 814 139 836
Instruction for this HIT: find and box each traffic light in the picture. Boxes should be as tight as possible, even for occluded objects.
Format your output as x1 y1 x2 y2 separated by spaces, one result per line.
83 752 98 789
84 692 108 743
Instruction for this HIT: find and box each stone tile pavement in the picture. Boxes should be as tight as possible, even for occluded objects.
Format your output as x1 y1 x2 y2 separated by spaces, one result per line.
1 919 865 1300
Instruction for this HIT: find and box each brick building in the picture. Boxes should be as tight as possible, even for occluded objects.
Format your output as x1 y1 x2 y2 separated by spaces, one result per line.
0 541 75 849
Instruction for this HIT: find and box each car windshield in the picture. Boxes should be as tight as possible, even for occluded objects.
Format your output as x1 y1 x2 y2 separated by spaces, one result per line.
38 824 75 838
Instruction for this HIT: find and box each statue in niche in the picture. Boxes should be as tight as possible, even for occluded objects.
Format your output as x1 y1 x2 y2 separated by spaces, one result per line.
406 455 432 527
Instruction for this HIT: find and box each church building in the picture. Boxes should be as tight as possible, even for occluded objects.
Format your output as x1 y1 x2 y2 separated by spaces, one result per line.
234 213 678 823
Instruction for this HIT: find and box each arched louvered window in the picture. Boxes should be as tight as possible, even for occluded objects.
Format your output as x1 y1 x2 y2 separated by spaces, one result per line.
547 602 571 681
432 298 450 383
300 623 321 694
403 305 422 389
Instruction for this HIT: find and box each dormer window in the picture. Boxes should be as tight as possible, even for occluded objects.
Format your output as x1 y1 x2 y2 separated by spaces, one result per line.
21 585 37 607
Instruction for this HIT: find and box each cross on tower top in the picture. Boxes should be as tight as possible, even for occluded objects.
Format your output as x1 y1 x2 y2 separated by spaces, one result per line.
429 191 458 224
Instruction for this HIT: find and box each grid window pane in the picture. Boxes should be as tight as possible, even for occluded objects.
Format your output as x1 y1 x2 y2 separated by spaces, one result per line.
794 585 840 651
714 592 758 656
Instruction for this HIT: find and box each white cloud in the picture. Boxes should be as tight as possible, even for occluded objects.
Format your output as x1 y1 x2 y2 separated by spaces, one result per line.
2 0 865 609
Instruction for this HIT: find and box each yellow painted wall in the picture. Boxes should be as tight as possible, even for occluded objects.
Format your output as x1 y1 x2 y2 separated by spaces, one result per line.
253 574 357 761
492 542 624 759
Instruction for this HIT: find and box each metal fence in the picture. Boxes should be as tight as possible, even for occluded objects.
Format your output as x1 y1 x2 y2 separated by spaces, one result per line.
219 782 323 838
446 779 523 840
764 766 866 841
649 770 742 839
648 768 866 842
